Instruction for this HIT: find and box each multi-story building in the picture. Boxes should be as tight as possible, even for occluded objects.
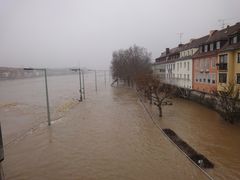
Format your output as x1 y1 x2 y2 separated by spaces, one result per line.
154 37 208 89
153 51 167 80
175 36 209 89
192 23 240 93
165 46 181 85
153 22 240 95
154 46 182 85
217 23 240 92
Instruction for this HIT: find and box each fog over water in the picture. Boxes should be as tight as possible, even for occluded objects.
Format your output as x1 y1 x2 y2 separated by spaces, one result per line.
0 0 240 69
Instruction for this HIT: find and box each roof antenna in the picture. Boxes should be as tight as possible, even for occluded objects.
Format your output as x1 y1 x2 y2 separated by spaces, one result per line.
218 19 226 29
177 32 184 44
218 18 238 29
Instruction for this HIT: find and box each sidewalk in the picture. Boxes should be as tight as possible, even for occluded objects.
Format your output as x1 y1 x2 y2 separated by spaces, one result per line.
3 87 207 180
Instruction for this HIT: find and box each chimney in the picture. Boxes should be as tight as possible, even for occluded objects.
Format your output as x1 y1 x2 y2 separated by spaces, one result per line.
166 48 170 54
190 38 195 43
209 30 217 36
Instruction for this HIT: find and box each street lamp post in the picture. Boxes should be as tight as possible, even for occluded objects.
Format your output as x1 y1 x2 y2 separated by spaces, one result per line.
24 68 51 126
82 71 85 99
104 70 106 88
95 70 97 92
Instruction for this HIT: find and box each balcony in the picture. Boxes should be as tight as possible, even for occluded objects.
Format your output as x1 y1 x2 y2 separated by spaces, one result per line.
217 63 228 71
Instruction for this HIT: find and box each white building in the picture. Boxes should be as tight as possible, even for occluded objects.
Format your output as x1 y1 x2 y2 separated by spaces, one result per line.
153 36 208 89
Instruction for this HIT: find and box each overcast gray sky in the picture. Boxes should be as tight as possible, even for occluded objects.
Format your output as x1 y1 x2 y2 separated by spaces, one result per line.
0 0 240 69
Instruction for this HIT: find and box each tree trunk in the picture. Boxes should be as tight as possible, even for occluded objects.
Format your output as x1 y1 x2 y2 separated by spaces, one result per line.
158 106 162 117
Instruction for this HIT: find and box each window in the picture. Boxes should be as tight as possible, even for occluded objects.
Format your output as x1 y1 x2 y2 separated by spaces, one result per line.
180 62 182 68
195 74 198 82
233 36 238 44
212 58 216 68
184 62 186 68
205 59 210 68
187 74 190 80
207 74 211 83
177 63 179 71
216 41 220 49
219 73 227 83
212 74 216 84
200 60 203 69
238 53 240 63
210 43 214 51
187 62 190 71
184 74 186 79
199 46 203 53
204 45 208 52
219 54 228 63
237 74 240 84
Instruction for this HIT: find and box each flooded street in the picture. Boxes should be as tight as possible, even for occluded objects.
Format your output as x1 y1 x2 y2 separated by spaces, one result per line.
146 98 240 180
1 75 240 179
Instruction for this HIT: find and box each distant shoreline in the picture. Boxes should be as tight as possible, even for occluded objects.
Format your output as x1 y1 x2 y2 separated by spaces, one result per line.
0 67 77 80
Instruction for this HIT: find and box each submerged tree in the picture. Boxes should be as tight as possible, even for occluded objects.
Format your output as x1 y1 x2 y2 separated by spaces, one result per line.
136 74 176 117
111 45 152 86
214 83 240 123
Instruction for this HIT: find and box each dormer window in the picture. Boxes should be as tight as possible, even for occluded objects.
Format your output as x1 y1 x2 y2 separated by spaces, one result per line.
210 43 214 51
216 41 220 49
204 45 208 52
230 36 238 44
233 36 237 44
199 46 203 53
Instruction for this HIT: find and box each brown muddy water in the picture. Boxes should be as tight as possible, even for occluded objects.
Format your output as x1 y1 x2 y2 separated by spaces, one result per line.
0 74 240 179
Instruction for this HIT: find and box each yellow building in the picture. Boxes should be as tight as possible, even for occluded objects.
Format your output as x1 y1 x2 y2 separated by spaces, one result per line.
217 28 240 94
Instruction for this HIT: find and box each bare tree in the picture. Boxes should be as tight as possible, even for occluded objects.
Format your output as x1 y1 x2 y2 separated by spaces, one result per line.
136 74 176 117
214 83 240 123
111 45 152 86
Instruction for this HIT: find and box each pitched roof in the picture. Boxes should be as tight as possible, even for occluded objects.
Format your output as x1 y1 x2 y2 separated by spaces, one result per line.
206 22 240 43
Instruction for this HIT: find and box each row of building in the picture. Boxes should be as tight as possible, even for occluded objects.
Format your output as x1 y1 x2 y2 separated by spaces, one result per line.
153 22 240 94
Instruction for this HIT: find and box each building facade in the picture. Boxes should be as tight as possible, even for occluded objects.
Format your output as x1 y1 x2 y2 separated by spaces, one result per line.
153 22 240 95
217 26 240 92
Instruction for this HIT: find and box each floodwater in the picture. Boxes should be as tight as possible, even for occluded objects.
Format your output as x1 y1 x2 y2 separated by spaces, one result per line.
0 74 240 179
